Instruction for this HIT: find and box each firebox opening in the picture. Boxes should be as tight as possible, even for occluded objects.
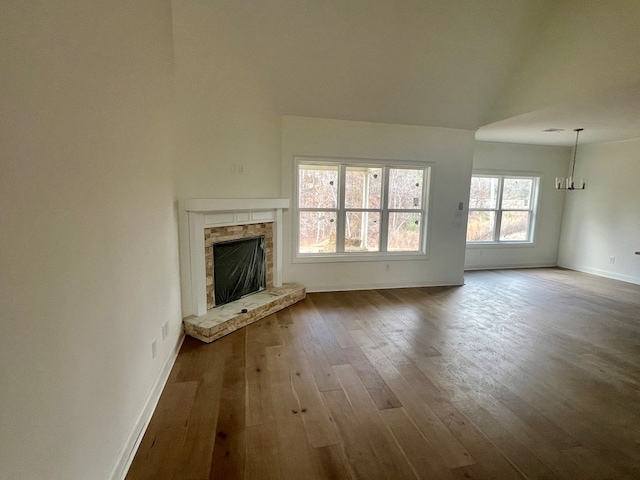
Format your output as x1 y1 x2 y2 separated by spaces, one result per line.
213 235 266 307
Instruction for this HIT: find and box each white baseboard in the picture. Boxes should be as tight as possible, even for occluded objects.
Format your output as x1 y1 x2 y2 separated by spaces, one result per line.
108 333 185 480
304 277 464 293
557 263 640 286
464 263 557 271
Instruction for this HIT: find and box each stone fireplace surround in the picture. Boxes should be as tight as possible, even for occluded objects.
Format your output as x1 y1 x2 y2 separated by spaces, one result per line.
181 198 305 343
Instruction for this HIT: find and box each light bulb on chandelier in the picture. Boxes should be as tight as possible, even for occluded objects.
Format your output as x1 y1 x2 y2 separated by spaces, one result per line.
556 128 586 190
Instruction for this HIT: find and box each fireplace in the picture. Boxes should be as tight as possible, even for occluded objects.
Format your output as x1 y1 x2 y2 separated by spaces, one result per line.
213 235 265 305
181 198 305 342
181 198 289 317
210 233 267 307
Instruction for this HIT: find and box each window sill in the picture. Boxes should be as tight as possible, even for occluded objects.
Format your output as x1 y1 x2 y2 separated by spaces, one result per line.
466 242 535 248
293 251 429 264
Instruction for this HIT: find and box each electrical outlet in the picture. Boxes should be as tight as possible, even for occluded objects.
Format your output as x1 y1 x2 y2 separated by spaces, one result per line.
162 322 169 340
609 256 616 264
151 339 157 359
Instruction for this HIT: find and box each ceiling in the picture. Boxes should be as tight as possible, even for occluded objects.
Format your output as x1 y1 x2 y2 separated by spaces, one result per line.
477 82 640 146
205 0 640 146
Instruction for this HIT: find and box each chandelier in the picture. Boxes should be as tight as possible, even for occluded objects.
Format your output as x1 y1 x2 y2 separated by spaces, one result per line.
556 128 586 190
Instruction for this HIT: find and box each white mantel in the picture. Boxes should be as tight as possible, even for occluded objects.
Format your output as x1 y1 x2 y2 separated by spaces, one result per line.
182 198 290 317
184 198 289 213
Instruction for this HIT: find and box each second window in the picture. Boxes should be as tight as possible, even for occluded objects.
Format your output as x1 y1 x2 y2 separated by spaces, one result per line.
467 174 539 243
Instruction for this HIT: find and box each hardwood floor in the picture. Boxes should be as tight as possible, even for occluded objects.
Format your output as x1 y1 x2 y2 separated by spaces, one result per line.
126 268 640 479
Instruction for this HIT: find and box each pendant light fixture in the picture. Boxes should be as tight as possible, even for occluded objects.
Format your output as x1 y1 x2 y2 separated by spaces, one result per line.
556 128 586 190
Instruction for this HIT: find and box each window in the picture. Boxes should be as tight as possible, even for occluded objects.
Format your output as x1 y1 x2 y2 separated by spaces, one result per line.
466 174 539 243
296 158 430 257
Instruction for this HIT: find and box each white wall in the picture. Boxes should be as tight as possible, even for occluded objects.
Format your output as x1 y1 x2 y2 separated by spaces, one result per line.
0 2 182 479
171 0 282 199
281 116 475 291
492 0 640 122
171 0 283 316
558 139 640 284
465 142 570 270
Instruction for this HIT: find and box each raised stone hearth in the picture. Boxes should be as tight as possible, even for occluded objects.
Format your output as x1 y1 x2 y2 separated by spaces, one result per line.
184 283 305 343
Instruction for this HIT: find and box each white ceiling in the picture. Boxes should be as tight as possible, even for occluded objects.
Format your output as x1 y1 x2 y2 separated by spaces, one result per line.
477 82 640 146
206 0 640 146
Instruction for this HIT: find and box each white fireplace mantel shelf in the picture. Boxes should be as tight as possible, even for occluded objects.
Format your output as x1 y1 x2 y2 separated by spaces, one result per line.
182 198 290 317
184 198 289 213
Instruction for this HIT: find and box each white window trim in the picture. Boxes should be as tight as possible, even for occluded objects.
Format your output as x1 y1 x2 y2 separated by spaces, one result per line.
293 156 433 263
466 172 541 245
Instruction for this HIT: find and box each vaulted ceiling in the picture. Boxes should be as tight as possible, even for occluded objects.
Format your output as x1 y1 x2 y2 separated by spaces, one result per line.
197 0 640 146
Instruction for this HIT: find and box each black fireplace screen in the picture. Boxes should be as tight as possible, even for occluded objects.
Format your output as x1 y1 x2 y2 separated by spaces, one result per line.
213 235 266 306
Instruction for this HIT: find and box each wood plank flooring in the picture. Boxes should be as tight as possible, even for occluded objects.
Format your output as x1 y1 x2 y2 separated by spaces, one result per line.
126 268 640 479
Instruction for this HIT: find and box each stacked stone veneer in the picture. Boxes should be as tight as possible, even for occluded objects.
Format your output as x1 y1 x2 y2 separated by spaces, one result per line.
205 222 274 310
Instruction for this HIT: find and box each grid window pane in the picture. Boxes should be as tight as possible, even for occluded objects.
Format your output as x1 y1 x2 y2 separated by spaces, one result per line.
387 212 421 251
296 161 430 255
502 178 533 210
345 167 382 209
466 211 496 242
345 212 380 252
299 211 337 253
299 166 338 209
388 169 423 209
467 174 538 244
499 211 530 241
469 177 499 209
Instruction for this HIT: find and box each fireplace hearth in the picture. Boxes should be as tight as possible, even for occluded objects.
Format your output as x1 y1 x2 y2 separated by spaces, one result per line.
183 283 305 343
